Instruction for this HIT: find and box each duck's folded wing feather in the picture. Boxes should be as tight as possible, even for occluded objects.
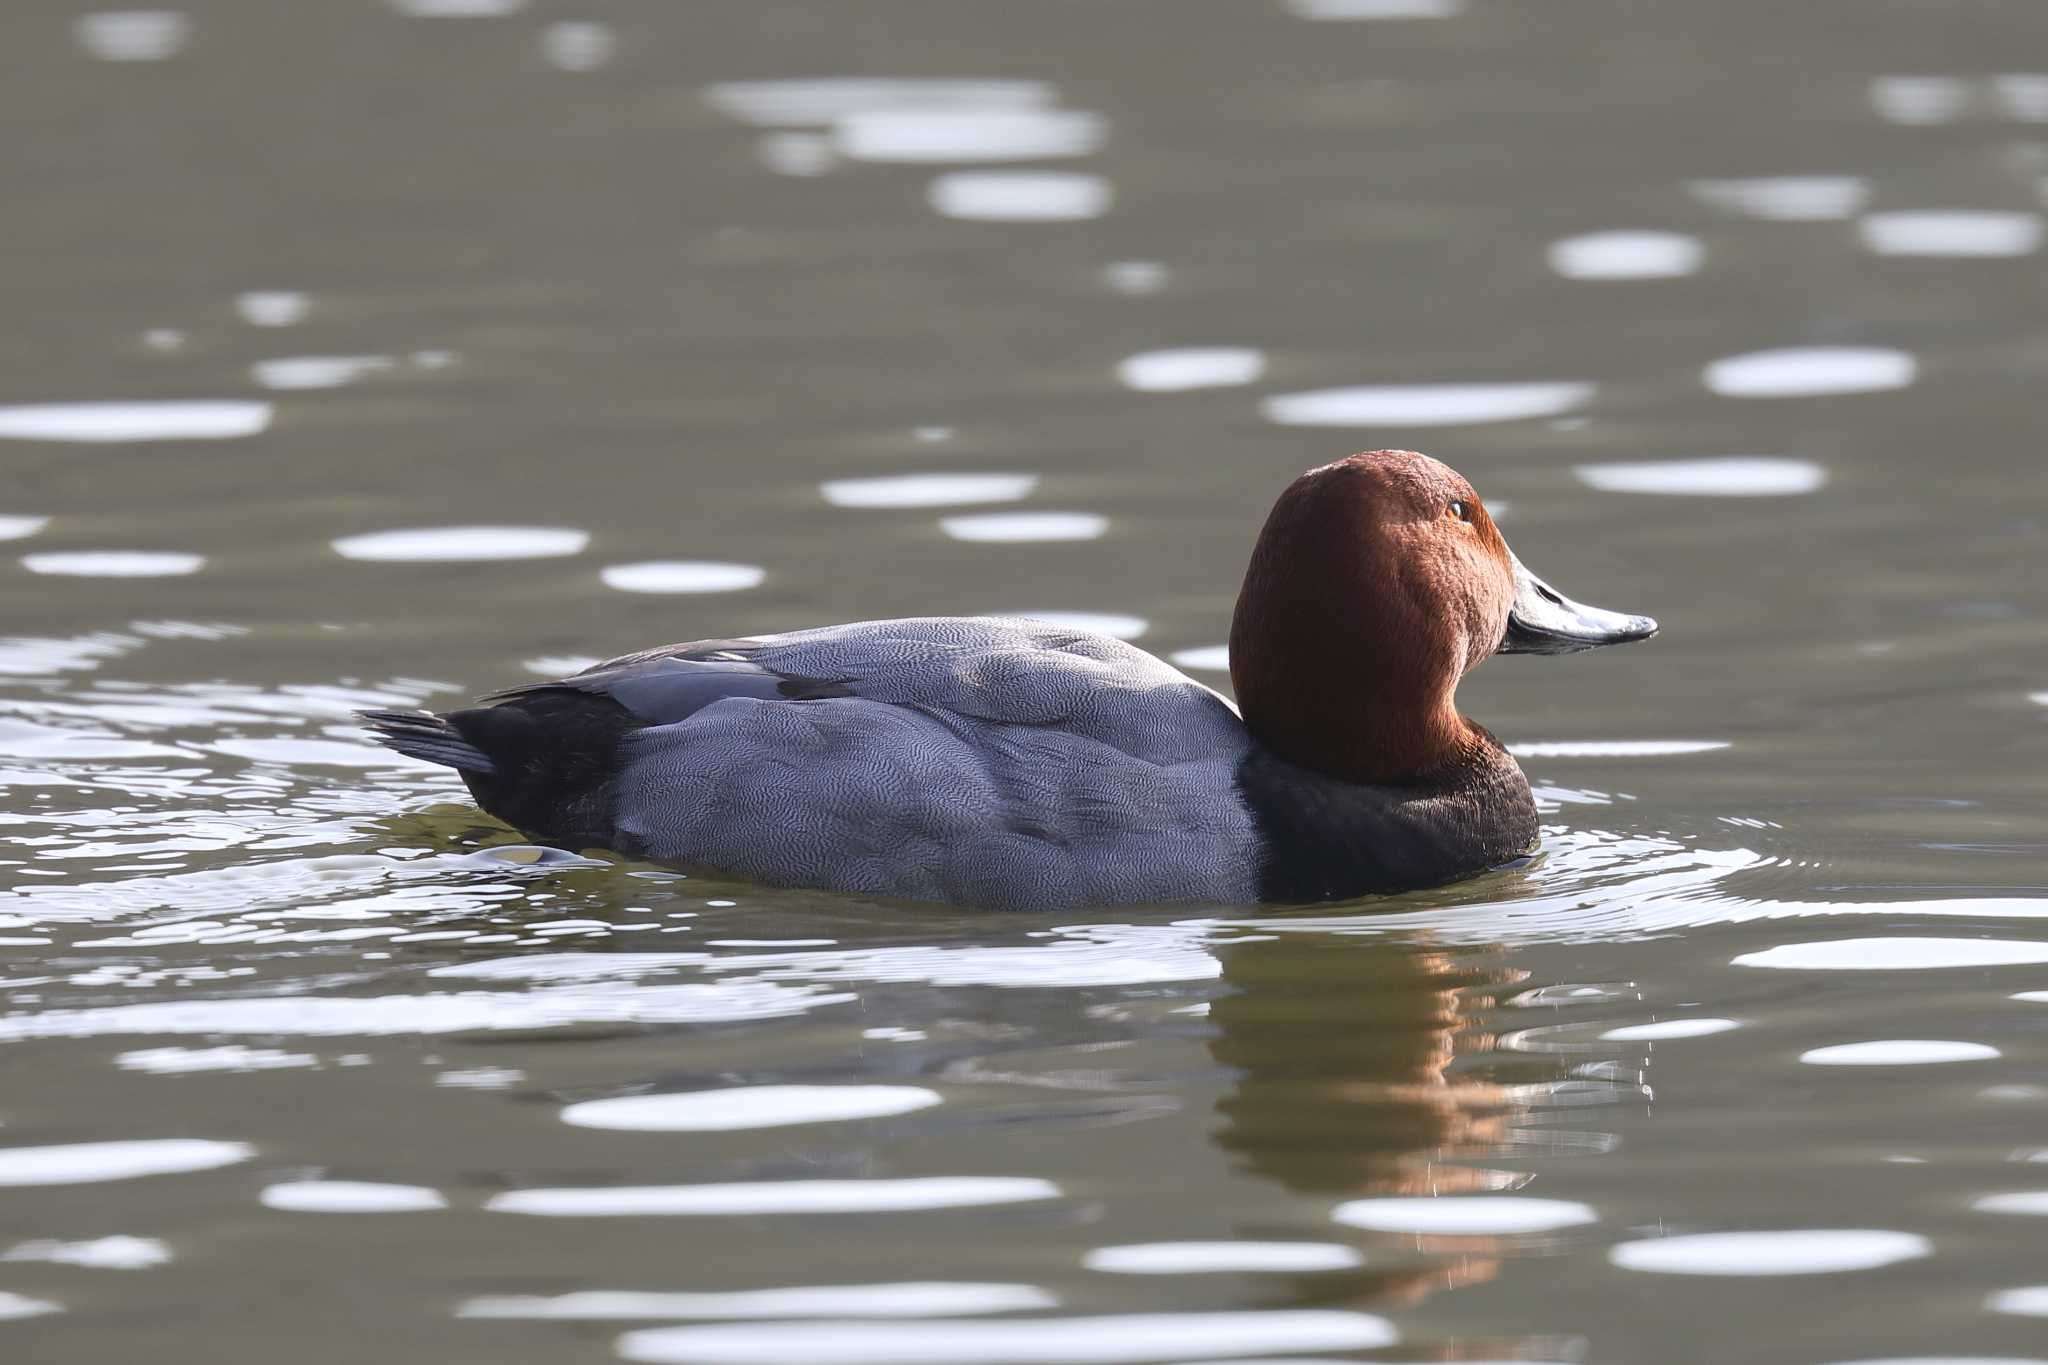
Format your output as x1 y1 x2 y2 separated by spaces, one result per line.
506 617 1245 764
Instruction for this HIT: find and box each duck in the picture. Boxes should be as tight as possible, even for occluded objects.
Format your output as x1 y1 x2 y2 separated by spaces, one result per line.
361 450 1655 910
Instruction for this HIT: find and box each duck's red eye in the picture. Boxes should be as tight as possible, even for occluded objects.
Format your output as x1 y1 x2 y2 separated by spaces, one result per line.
1448 499 1472 522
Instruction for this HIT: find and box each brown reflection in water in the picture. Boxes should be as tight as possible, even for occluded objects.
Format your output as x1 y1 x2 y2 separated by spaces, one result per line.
1207 931 1538 1308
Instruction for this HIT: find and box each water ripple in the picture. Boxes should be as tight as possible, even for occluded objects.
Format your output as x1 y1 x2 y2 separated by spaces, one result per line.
1263 382 1592 427
929 173 1111 221
615 1311 1396 1364
1610 1230 1929 1275
0 1139 252 1185
488 1176 1060 1217
0 401 271 442
76 10 189 61
460 1282 1055 1320
561 1086 941 1132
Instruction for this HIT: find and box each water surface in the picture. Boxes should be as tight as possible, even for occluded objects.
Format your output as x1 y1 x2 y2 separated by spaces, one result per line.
6 1 2048 1361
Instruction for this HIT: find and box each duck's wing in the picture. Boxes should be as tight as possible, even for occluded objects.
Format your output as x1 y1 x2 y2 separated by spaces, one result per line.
503 616 1244 764
486 644 845 719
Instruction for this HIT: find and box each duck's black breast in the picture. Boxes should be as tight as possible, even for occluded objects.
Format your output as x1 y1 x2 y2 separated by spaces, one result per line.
1234 737 1539 903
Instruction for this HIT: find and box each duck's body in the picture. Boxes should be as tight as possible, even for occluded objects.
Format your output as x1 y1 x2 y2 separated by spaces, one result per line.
366 616 1537 909
364 451 1653 910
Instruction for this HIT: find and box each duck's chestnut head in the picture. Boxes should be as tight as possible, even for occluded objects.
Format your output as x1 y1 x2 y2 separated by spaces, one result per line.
1229 450 1656 784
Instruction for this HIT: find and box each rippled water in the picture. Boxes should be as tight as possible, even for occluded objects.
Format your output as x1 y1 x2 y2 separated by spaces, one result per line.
7 1 2048 1361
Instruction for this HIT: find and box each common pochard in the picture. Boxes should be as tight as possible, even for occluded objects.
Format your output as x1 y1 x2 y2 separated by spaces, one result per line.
363 450 1655 909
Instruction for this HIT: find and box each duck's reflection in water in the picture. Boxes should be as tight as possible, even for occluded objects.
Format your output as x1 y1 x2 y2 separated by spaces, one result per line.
1207 930 1575 1310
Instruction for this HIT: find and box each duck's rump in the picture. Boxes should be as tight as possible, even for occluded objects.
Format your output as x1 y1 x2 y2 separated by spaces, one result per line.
365 618 1264 910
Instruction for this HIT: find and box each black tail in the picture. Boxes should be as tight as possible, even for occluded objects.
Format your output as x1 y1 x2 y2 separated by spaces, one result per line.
359 709 496 775
357 693 642 851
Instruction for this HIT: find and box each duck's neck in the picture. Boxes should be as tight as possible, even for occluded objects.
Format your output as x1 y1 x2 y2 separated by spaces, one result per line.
1227 547 1490 787
1229 627 1487 785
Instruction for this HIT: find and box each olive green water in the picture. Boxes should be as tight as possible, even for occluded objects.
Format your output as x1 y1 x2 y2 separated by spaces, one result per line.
7 2 2048 1362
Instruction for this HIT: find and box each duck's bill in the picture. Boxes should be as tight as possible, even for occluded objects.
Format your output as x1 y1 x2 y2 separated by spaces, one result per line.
1500 551 1658 655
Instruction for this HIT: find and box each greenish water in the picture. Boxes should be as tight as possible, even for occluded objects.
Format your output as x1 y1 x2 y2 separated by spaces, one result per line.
6 2 2048 1361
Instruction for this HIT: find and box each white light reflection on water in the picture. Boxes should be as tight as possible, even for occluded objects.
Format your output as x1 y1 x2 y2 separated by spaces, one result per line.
22 552 204 578
1104 261 1168 294
1331 1196 1596 1234
76 11 189 61
1117 349 1265 392
600 562 766 593
235 291 307 326
821 473 1037 508
615 1311 1396 1364
437 1067 525 1089
439 925 1223 991
0 632 146 677
0 713 186 762
1687 176 1870 221
706 80 1053 128
213 737 435 768
1859 211 2043 257
1083 1242 1363 1273
1737 938 2048 971
561 1085 940 1132
940 512 1107 542
1601 1018 1740 1041
1217 830 2048 945
1509 740 1729 758
1610 1230 1929 1275
252 356 394 390
1998 74 2048 121
1263 382 1592 426
1006 612 1147 640
834 109 1104 162
1575 457 1826 496
332 526 589 562
525 655 602 676
1548 230 1703 280
0 1292 61 1320
460 1283 1055 1320
1287 0 1463 17
261 1180 448 1212
117 1044 317 1073
1800 1040 2000 1066
2 1236 168 1270
759 133 835 176
1989 1286 2048 1316
1973 1192 2048 1217
0 1139 252 1185
930 173 1111 222
2 678 446 741
541 21 613 71
703 926 1223 988
488 1176 1060 1217
1169 645 1230 672
0 516 50 541
0 981 848 1040
390 0 526 16
0 401 272 442
1704 348 1916 398
1871 76 1968 124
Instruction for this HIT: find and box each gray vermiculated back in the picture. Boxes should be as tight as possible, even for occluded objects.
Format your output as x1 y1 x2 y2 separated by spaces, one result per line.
607 618 1261 909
